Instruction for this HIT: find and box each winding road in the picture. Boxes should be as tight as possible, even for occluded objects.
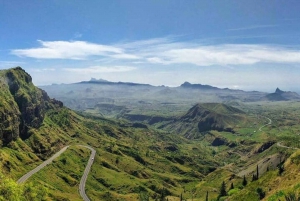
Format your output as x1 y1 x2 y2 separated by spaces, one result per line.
17 145 96 201
237 116 300 177
277 142 299 150
78 145 96 201
17 145 70 184
257 116 300 150
258 117 272 132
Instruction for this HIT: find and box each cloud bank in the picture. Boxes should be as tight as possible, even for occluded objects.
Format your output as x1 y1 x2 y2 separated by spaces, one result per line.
12 40 137 60
63 66 136 73
11 38 300 67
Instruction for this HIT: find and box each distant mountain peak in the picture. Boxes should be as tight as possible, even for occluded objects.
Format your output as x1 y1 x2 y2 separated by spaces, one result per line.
90 78 109 82
79 79 152 87
275 87 284 94
263 88 300 101
180 82 218 90
181 81 192 86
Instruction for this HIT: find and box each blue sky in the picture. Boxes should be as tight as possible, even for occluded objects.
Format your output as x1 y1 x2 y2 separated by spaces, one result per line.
1 0 300 92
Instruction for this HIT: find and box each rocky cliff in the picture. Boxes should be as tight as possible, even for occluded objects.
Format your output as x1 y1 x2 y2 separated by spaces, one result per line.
0 67 62 145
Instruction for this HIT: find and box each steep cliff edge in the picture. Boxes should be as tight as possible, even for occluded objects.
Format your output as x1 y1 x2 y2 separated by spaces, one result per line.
0 67 62 145
0 76 20 144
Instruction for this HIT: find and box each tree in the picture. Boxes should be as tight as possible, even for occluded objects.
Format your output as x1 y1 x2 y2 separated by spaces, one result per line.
278 163 284 176
219 181 227 198
256 188 265 200
206 191 209 201
0 173 48 201
242 175 247 186
23 182 48 201
115 157 120 165
103 191 114 201
230 183 234 190
159 188 167 201
256 165 259 179
0 177 22 201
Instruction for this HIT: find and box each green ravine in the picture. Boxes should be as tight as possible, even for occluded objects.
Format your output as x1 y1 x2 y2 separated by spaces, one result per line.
0 67 300 201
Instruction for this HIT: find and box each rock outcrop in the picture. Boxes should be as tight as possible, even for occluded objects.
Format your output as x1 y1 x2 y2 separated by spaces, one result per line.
0 67 63 145
263 88 300 101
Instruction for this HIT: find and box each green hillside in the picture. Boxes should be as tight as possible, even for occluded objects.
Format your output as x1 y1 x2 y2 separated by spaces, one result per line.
160 103 250 138
1 67 300 201
0 67 220 200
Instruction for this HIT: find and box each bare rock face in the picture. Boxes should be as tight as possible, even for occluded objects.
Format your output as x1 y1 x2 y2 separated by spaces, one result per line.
6 67 47 140
0 105 20 144
255 141 275 153
0 67 63 145
0 75 21 144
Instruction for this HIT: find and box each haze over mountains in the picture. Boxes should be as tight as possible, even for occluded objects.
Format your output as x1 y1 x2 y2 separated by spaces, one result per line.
2 67 300 201
40 78 300 120
3 0 300 200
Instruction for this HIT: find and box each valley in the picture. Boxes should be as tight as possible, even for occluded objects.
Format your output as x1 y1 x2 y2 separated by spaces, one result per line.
1 67 300 201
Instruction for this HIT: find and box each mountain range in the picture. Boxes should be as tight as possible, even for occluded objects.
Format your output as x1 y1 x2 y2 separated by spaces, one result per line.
1 67 300 201
40 78 300 121
263 87 300 101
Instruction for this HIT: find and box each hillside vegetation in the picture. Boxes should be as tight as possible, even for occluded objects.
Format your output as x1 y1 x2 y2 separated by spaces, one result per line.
160 103 250 138
0 67 300 201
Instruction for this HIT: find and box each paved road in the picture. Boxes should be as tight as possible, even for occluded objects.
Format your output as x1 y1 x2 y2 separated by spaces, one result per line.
277 142 299 150
78 145 96 201
259 117 272 131
17 145 70 184
256 117 299 150
17 145 96 201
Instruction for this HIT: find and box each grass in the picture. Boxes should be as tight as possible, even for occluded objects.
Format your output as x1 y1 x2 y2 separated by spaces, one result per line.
1 101 296 201
2 68 300 200
28 146 90 201
0 105 220 200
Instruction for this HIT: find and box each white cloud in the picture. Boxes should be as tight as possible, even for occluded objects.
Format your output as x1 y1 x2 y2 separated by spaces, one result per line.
10 38 300 66
116 37 175 49
110 53 140 59
12 40 125 60
63 66 136 74
29 68 56 72
163 45 259 65
146 57 169 64
0 61 25 68
116 38 300 66
143 44 300 66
